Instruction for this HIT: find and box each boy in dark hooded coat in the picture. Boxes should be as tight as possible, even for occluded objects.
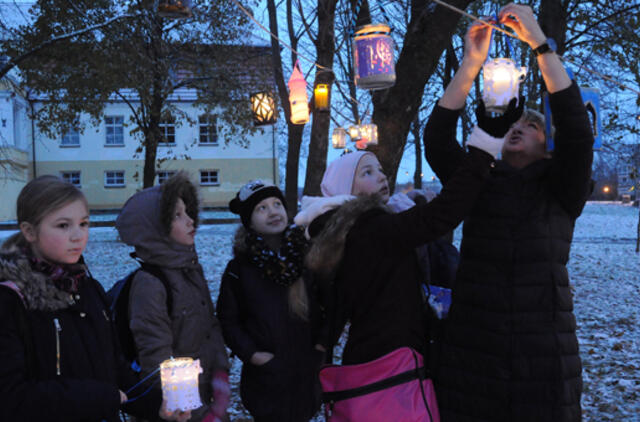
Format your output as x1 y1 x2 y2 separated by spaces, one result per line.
116 172 230 422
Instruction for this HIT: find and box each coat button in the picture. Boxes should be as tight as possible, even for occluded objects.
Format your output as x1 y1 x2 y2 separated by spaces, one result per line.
80 312 86 318
191 259 196 264
75 295 81 300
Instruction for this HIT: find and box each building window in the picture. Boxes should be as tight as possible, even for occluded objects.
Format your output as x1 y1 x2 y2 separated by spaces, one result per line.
105 116 124 146
200 170 219 186
104 170 125 187
61 129 80 147
159 120 176 146
199 115 218 145
157 170 176 184
61 171 81 187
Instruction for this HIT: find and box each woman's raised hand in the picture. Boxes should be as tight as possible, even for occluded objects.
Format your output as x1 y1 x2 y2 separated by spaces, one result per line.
498 3 546 49
463 19 493 68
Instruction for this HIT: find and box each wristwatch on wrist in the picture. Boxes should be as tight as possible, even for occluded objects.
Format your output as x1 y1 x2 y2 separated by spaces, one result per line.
533 38 557 57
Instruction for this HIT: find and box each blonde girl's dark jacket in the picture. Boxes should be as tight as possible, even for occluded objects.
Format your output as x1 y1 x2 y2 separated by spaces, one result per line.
0 241 160 421
115 179 229 421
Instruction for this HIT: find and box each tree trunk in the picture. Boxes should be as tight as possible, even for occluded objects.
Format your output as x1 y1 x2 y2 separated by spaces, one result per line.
411 116 422 189
303 0 338 196
369 0 473 190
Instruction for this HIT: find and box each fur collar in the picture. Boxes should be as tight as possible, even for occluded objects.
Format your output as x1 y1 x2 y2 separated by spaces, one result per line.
306 194 389 282
0 246 75 311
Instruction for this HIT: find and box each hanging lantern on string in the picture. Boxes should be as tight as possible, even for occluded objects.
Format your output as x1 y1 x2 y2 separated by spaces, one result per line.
482 58 527 113
359 123 378 146
332 128 347 149
353 23 396 90
288 61 309 125
158 0 193 18
160 358 203 412
250 92 278 126
348 125 361 140
314 83 330 112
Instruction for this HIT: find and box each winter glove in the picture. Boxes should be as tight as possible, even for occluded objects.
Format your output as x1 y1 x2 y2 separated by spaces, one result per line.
475 96 525 138
466 126 504 159
202 371 230 422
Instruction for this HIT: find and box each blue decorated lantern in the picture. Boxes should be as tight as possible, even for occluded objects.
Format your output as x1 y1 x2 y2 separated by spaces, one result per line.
353 23 396 90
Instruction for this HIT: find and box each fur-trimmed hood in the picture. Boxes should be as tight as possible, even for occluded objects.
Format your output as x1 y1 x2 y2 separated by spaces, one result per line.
232 225 251 256
305 194 389 281
0 245 76 311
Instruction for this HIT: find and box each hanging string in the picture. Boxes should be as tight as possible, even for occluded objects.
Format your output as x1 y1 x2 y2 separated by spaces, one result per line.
349 0 366 37
375 0 392 28
430 0 640 95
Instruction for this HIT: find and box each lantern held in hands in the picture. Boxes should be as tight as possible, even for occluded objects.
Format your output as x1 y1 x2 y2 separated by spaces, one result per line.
250 92 278 126
482 58 527 113
160 358 203 412
332 128 347 149
353 23 396 90
158 0 193 19
288 61 310 125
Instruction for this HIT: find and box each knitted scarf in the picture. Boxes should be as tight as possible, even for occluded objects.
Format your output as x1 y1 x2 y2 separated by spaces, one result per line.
25 248 87 294
246 225 308 287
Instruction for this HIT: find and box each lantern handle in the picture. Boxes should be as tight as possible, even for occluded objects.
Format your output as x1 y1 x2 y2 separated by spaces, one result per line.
487 12 518 63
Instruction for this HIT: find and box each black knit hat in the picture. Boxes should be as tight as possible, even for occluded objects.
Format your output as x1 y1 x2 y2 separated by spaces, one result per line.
229 180 287 228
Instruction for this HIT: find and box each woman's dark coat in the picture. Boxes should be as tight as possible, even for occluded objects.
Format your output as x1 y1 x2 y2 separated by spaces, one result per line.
306 148 493 366
0 245 160 422
217 227 322 421
424 82 593 422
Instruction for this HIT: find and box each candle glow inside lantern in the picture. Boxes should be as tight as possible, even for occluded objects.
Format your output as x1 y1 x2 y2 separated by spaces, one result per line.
347 125 361 140
353 23 396 90
288 62 310 125
314 84 330 111
482 58 527 113
158 0 193 19
359 123 378 147
332 128 347 149
160 358 203 412
250 92 278 126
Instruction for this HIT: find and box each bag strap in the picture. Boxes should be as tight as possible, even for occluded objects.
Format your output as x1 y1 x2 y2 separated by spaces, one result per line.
322 366 426 403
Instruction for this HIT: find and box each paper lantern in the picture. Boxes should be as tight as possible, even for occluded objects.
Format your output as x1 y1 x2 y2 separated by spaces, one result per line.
482 58 527 113
348 125 361 140
160 358 203 412
359 123 378 146
314 84 330 111
250 92 277 126
288 61 309 125
158 0 192 18
353 23 396 90
332 128 347 149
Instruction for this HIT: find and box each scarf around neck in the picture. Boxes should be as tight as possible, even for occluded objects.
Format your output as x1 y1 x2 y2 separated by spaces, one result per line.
245 225 308 287
25 248 87 294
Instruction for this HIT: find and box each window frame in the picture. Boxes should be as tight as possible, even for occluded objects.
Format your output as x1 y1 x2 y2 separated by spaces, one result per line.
104 170 126 188
60 128 80 147
60 171 81 187
157 170 177 184
158 119 176 146
199 169 220 186
104 116 125 147
198 114 218 146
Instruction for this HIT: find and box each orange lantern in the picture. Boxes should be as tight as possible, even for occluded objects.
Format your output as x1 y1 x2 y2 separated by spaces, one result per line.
288 61 309 125
314 83 330 111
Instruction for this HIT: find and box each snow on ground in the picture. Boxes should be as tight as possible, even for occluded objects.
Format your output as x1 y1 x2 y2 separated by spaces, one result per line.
1 202 638 421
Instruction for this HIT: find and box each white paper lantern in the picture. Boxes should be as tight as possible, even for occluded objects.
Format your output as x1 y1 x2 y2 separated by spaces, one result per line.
482 58 527 113
359 123 378 146
160 358 203 412
347 125 361 140
332 128 347 149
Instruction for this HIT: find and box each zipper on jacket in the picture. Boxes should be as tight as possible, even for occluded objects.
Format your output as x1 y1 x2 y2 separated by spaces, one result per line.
53 318 62 376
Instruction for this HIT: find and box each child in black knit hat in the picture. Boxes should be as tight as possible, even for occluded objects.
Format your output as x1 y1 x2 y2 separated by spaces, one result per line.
217 180 323 422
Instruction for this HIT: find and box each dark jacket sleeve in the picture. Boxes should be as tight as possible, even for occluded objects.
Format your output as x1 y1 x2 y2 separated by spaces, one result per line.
546 81 595 218
358 147 493 250
128 272 173 378
216 260 259 363
423 103 467 184
0 288 121 422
